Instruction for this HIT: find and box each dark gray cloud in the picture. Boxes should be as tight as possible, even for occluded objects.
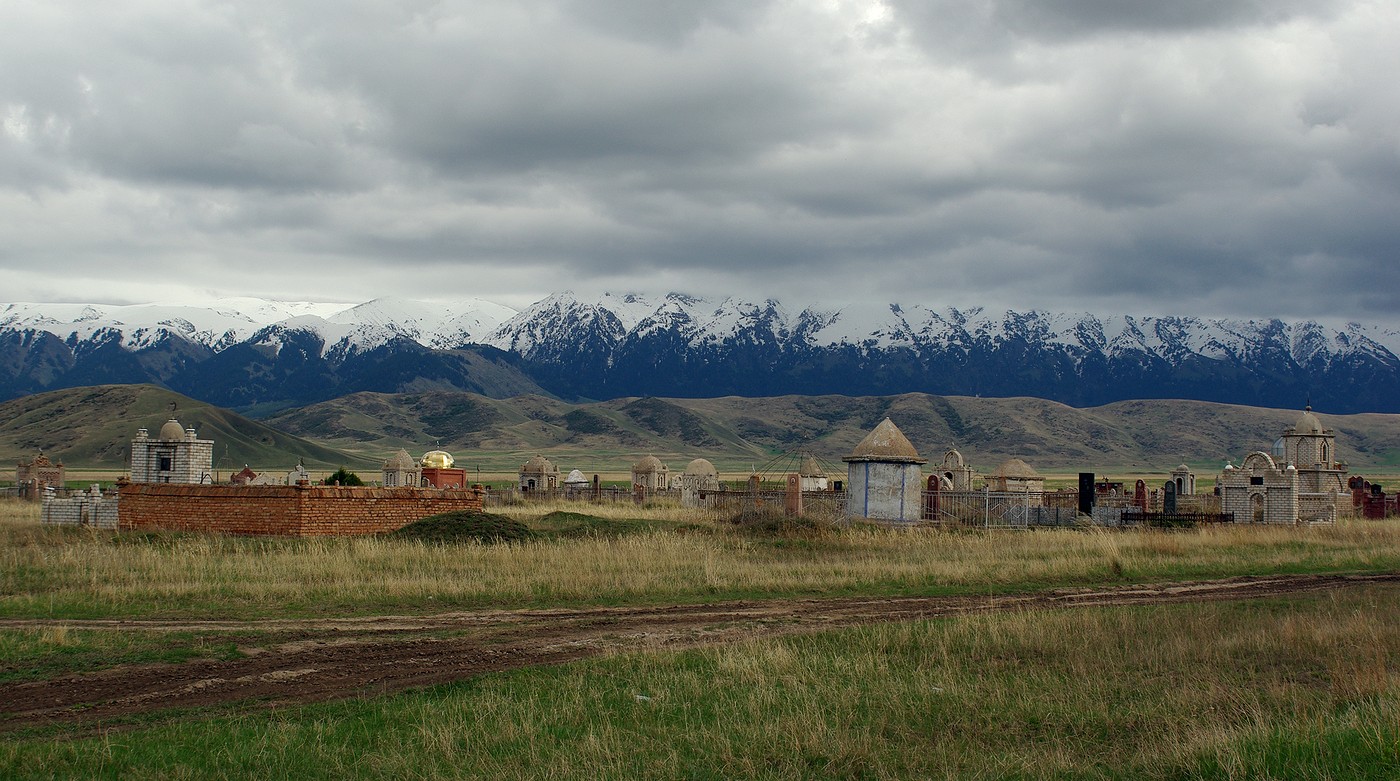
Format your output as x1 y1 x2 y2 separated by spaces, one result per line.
0 0 1397 324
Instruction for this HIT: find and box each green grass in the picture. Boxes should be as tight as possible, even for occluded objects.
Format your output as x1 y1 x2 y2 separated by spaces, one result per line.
387 510 534 544
530 510 703 539
3 587 1397 779
0 627 245 684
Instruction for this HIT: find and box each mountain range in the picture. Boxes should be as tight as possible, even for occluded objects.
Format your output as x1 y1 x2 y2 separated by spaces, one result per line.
4 293 1399 413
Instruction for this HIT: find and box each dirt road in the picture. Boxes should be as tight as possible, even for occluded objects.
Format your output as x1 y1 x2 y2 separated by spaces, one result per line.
3 572 1395 734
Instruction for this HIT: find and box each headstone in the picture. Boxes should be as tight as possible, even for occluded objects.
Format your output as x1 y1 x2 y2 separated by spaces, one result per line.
1078 473 1095 515
1163 480 1177 514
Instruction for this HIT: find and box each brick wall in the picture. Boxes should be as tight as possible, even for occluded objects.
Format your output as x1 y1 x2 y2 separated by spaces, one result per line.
118 483 485 536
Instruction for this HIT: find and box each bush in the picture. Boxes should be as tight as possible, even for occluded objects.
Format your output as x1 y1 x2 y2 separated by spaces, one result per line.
325 467 364 486
388 511 533 545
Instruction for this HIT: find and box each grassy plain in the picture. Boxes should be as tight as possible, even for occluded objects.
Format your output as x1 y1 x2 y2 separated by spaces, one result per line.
3 587 1398 779
4 499 1400 778
4 499 1400 621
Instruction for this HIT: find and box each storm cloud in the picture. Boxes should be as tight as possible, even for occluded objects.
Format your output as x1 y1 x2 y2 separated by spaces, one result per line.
1 0 1396 321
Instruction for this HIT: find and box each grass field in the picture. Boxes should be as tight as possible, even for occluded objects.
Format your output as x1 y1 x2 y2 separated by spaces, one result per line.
3 587 1397 779
5 499 1400 621
3 498 1399 778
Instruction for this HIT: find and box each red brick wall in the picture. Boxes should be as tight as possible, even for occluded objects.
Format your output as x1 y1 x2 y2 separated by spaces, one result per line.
118 483 485 536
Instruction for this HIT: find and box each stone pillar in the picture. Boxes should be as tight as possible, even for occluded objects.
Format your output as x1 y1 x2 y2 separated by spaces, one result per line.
784 473 803 517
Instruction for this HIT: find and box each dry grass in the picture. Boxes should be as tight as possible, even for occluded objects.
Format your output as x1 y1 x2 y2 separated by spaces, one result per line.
5 497 1400 620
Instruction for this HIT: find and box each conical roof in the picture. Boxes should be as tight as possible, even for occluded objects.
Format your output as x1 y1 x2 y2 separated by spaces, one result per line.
799 456 824 477
383 449 415 470
563 469 588 485
992 458 1041 479
843 418 926 464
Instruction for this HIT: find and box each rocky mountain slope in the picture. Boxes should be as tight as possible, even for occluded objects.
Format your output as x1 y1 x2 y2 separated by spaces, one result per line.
4 293 1399 413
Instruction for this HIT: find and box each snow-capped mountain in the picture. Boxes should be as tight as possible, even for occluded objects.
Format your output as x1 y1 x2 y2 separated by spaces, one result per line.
3 292 1399 412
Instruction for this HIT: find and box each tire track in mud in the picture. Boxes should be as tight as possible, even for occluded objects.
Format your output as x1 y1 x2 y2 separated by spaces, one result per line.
3 572 1396 734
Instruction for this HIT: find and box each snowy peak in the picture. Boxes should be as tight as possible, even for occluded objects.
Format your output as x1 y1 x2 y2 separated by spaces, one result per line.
5 293 1400 412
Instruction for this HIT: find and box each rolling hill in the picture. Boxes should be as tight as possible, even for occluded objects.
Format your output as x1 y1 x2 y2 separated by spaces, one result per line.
266 391 1400 475
0 385 373 471
7 385 1400 478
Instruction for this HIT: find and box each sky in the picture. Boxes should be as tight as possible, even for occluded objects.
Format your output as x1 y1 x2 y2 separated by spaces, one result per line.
2 0 1397 322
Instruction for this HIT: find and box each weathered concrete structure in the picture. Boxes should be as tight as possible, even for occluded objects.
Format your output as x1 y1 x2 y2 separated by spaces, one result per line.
676 458 722 506
798 456 829 492
1272 405 1348 493
632 455 668 492
130 419 213 484
984 458 1045 493
1169 464 1196 496
938 449 977 490
563 469 590 494
381 449 420 488
518 455 559 491
1217 406 1348 524
40 485 118 529
843 418 926 522
1219 453 1303 524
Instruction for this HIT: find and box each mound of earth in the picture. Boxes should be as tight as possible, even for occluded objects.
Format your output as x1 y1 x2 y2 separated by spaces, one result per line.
389 511 533 544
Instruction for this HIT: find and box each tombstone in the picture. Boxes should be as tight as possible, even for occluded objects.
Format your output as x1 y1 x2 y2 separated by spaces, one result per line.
1134 479 1147 511
924 474 941 521
1163 480 1177 514
1078 473 1095 515
784 474 803 517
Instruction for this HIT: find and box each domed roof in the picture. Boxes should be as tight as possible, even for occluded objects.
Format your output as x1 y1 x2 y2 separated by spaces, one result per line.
563 469 588 484
992 458 1041 479
158 419 186 441
799 456 824 477
633 455 666 473
843 418 926 464
420 450 455 469
683 458 718 477
520 454 556 473
1293 406 1325 435
383 449 415 470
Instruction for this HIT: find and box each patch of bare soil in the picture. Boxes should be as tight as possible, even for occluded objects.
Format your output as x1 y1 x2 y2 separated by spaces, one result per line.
2 572 1395 734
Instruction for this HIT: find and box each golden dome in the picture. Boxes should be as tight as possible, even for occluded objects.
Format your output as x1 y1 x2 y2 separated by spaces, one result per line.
420 450 455 469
